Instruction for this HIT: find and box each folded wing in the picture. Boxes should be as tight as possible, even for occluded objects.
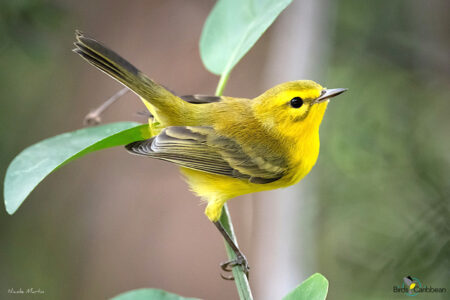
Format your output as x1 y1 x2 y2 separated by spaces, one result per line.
126 126 287 184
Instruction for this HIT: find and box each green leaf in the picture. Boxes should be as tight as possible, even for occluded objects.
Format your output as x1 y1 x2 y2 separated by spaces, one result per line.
4 122 150 215
283 273 329 300
200 0 292 76
110 288 199 300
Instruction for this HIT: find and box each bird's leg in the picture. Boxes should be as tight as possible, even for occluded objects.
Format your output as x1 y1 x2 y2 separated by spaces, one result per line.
84 87 129 126
214 221 249 280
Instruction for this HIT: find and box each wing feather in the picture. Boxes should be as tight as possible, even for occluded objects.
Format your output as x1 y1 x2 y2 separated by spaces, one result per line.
126 126 286 184
179 94 223 104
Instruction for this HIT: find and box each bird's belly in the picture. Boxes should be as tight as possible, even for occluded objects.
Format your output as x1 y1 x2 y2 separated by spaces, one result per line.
180 134 321 203
180 148 319 203
180 168 276 202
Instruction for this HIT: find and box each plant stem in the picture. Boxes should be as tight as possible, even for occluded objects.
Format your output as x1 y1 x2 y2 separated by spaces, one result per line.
215 71 230 96
219 206 253 300
84 87 129 126
215 74 253 300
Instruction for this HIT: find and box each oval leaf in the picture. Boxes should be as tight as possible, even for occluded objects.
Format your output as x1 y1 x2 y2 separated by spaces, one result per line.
4 122 150 215
283 273 329 300
110 288 199 300
200 0 292 75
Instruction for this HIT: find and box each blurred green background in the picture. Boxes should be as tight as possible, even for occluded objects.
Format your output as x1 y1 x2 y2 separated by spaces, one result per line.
0 0 448 299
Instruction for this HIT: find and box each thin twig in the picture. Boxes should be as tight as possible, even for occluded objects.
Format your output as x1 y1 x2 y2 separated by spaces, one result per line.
220 206 253 300
84 87 129 126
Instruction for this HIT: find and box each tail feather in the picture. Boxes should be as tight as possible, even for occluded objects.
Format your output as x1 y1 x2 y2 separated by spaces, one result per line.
73 30 179 112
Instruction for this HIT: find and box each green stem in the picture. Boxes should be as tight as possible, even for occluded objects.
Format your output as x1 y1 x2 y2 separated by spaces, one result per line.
219 206 253 300
216 73 253 300
215 71 230 96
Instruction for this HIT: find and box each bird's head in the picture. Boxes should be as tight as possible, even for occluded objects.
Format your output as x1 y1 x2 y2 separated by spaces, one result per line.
252 80 346 138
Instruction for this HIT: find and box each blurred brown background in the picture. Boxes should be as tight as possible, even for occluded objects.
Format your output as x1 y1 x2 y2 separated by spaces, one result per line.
1 0 448 299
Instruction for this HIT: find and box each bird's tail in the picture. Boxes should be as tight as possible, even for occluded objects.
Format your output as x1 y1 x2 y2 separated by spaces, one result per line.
73 30 184 120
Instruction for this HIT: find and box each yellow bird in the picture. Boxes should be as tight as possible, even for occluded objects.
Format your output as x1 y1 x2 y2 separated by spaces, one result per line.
73 31 346 276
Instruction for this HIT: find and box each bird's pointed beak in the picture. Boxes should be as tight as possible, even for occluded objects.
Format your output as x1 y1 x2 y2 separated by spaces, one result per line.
315 88 348 103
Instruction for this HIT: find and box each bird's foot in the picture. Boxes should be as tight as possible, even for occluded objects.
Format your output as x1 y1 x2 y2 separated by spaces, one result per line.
220 254 250 280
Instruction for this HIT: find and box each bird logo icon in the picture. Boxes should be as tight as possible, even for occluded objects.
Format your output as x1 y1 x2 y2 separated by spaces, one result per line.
403 276 420 296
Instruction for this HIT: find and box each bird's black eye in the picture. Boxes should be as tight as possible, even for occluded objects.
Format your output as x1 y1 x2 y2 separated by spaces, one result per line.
290 97 303 108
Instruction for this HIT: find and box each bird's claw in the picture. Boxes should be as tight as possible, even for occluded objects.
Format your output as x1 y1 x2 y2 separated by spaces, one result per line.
219 255 250 280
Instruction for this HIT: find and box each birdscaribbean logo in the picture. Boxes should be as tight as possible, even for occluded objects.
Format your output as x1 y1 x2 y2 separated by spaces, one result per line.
392 276 447 296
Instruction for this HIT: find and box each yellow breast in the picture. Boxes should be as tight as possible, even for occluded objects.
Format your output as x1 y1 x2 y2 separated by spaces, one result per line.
152 95 327 222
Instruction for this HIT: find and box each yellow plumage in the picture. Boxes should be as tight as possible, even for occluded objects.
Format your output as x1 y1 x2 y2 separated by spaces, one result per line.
136 84 328 222
73 31 346 223
178 88 328 222
73 31 346 274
